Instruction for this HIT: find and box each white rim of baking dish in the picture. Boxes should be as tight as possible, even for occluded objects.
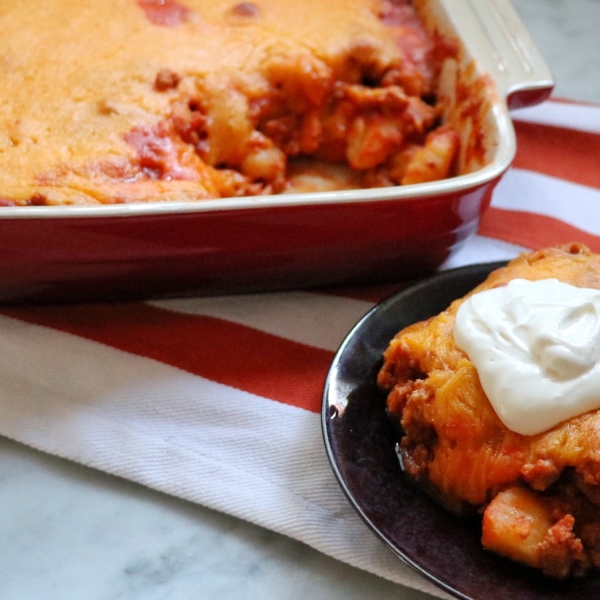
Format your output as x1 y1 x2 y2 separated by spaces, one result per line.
0 0 550 220
0 106 516 220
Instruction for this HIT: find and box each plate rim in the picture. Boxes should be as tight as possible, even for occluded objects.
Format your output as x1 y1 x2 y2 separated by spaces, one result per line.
321 262 506 598
316 261 600 599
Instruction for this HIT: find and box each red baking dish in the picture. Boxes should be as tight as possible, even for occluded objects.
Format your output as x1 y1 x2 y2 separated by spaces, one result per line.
0 0 553 304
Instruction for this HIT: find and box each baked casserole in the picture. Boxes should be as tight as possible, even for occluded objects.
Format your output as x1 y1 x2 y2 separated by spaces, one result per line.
378 243 600 579
0 0 462 206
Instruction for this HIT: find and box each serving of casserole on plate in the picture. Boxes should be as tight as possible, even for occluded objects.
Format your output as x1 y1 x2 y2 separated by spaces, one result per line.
0 0 552 303
323 247 600 600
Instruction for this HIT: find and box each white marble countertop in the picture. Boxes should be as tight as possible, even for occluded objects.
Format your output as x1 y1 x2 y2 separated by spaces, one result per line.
2 2 599 599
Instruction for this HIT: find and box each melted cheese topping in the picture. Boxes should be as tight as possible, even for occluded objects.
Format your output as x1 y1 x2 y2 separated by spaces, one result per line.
0 0 457 205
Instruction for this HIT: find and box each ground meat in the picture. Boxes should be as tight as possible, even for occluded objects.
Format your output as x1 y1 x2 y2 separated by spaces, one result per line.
379 244 600 578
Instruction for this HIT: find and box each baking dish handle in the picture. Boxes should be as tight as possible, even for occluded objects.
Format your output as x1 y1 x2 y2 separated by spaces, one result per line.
441 0 554 109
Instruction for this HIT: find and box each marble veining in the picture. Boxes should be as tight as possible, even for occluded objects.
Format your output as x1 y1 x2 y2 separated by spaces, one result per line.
0 437 432 600
511 0 600 103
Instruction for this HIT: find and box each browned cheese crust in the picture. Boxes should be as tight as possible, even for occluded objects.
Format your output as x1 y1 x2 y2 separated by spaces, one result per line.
0 0 460 206
378 243 600 578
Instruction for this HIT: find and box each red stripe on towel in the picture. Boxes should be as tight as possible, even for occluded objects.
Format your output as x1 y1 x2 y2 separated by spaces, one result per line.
513 121 600 189
0 302 332 413
479 207 600 252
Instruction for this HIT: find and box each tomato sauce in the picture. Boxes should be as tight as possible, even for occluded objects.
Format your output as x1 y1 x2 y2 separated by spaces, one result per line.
137 0 192 26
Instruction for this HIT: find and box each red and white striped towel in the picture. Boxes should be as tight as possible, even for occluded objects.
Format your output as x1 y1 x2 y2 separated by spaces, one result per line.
1 98 599 599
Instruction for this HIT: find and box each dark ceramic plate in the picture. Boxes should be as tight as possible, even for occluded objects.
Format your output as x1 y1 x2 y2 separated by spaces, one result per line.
322 263 600 600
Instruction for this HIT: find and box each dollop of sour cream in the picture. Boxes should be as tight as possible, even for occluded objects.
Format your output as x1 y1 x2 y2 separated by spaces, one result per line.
454 278 600 436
